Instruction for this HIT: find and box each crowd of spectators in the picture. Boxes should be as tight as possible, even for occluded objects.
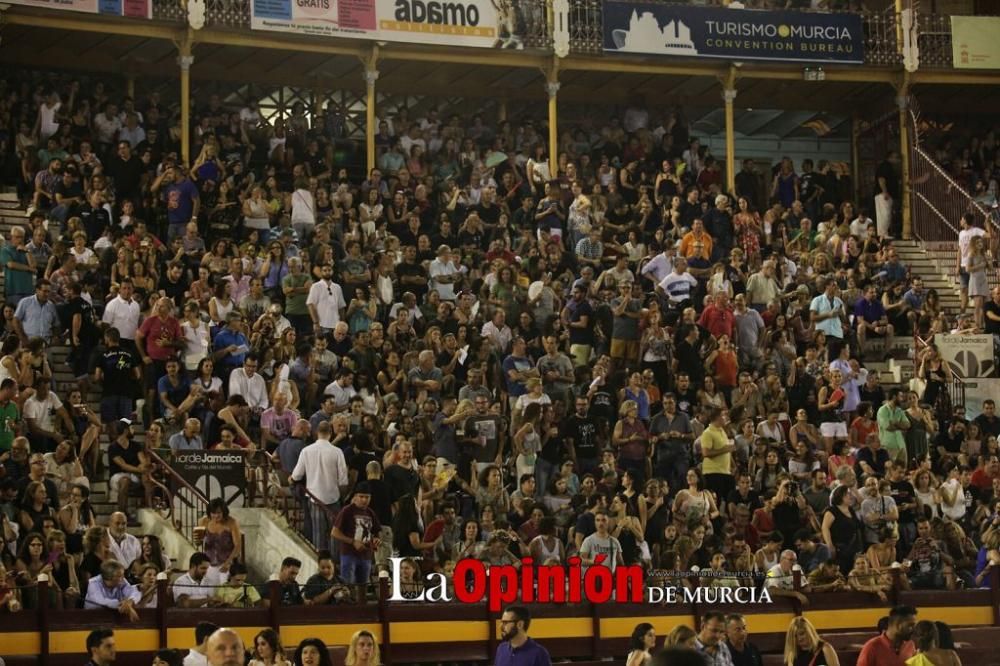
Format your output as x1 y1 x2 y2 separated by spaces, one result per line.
0 71 999 622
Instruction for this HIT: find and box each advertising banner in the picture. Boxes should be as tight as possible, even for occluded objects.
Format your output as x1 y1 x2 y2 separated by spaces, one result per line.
251 0 520 49
5 0 151 18
935 333 996 378
952 16 1000 69
962 378 1000 420
171 450 247 509
603 2 864 64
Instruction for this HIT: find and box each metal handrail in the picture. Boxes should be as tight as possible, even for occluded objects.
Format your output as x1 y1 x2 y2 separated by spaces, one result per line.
147 448 211 543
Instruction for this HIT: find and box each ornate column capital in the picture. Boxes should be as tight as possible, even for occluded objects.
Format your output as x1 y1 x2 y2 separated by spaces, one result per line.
722 88 737 104
364 69 380 88
177 55 195 71
545 81 560 98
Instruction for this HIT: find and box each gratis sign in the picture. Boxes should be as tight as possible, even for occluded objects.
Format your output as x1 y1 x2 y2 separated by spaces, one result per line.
603 2 864 64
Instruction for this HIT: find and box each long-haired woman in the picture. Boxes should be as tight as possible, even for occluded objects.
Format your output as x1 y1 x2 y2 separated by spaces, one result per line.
345 629 381 666
783 616 839 666
249 628 291 666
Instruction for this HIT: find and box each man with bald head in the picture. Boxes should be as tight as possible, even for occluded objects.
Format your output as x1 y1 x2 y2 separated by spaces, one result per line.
205 629 245 666
107 511 141 567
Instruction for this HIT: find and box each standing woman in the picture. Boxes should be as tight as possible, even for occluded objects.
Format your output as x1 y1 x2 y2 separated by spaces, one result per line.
967 235 989 330
196 498 243 581
345 629 381 666
817 369 847 456
613 400 651 484
784 616 840 666
626 622 656 666
771 158 799 209
733 197 762 269
640 309 672 390
822 484 863 576
181 301 212 373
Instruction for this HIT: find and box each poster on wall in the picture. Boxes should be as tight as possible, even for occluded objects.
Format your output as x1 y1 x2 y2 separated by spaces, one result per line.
603 1 864 64
951 16 1000 69
251 0 521 49
171 450 247 509
4 0 151 18
961 379 1000 420
935 333 996 378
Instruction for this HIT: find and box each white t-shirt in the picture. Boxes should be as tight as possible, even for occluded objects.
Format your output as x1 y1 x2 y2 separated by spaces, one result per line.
181 320 211 371
102 295 141 341
306 280 346 329
658 271 698 304
24 392 63 433
958 226 987 269
428 259 460 301
579 533 623 572
941 477 967 520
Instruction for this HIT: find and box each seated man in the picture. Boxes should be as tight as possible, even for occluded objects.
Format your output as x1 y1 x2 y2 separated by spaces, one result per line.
855 285 894 352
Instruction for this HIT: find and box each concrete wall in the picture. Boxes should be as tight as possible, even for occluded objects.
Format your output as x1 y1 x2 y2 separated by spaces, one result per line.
138 509 197 572
138 508 317 583
230 508 319 582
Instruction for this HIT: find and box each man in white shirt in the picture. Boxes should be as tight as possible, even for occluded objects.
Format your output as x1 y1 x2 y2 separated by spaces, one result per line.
290 420 349 551
957 212 988 315
640 246 675 290
306 263 346 334
182 622 220 666
173 552 223 608
102 279 141 348
323 368 357 409
228 354 269 412
428 245 460 301
107 511 141 568
656 257 698 309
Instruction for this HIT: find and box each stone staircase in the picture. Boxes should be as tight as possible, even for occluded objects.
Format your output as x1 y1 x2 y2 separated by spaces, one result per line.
892 238 964 313
1 191 149 525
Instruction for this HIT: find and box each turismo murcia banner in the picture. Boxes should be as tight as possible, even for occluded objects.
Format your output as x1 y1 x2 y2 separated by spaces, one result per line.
603 1 864 64
4 0 151 18
252 0 524 49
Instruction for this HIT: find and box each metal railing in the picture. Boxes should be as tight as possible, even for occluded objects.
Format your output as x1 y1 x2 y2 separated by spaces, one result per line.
140 0 915 68
148 448 211 544
916 12 954 68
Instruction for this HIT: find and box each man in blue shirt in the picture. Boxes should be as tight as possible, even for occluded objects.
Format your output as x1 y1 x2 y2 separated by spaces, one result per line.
855 285 894 352
213 312 249 383
152 164 200 243
810 277 847 358
495 605 552 666
13 278 59 343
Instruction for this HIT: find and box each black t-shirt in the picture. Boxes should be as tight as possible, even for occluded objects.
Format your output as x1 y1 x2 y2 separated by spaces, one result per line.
563 415 599 460
890 479 917 523
79 203 112 241
727 488 762 515
97 347 138 398
394 261 428 300
64 297 100 346
985 300 1000 335
105 155 144 201
875 160 900 199
108 440 142 476
158 274 189 309
384 464 419 504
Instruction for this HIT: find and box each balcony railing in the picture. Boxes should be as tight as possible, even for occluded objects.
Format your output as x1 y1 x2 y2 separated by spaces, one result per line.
93 1 979 71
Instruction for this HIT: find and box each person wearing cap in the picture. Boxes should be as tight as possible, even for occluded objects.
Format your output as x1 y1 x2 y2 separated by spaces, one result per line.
429 245 461 302
331 481 381 603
